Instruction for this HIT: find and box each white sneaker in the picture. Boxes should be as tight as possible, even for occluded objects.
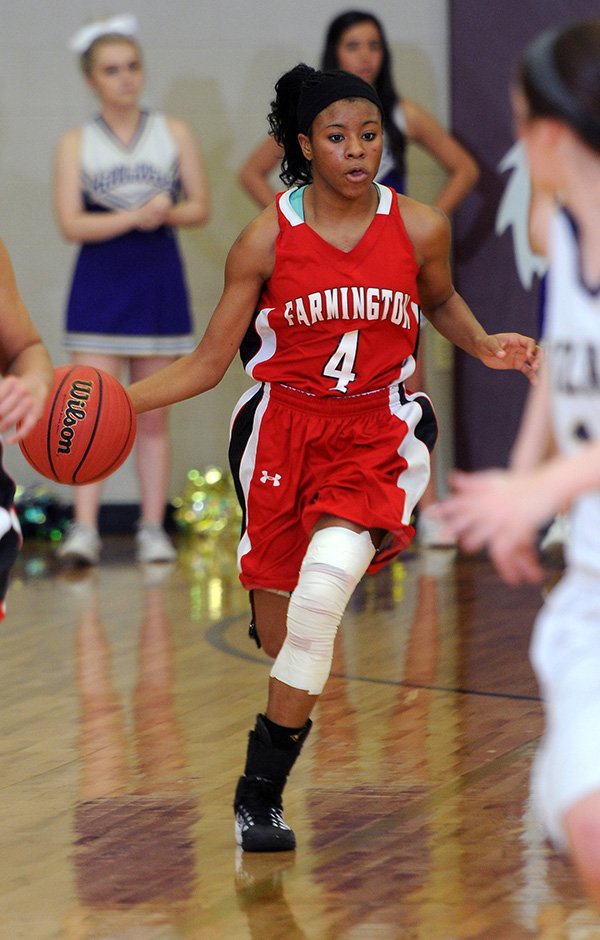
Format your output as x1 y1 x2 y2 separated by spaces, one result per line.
57 523 101 567
139 561 176 586
416 505 457 549
135 524 177 563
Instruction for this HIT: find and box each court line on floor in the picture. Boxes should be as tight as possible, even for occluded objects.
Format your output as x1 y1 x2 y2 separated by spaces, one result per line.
205 613 541 703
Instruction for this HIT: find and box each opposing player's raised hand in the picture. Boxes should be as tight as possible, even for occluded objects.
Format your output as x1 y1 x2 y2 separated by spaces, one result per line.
487 538 545 586
433 468 551 584
477 333 542 382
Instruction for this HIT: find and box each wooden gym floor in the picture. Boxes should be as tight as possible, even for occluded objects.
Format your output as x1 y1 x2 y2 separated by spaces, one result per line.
2 532 599 939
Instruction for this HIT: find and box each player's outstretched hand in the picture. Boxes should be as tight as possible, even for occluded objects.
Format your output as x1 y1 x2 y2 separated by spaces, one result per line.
434 468 551 585
477 333 542 382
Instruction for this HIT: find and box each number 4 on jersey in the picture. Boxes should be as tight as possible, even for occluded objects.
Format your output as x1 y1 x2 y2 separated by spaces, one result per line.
323 330 359 393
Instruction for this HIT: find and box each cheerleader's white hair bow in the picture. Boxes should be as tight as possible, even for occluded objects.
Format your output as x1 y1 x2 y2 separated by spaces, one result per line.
68 13 140 54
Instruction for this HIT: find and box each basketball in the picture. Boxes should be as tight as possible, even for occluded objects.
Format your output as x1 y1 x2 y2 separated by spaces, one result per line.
19 364 137 485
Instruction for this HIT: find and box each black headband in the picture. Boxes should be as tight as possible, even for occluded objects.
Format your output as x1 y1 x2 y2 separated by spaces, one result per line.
526 28 600 151
297 69 383 134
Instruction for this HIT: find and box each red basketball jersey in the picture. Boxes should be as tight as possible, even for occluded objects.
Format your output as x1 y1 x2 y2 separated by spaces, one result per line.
240 184 421 397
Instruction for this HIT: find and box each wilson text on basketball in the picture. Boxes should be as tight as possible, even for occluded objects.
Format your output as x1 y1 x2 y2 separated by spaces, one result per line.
57 380 93 454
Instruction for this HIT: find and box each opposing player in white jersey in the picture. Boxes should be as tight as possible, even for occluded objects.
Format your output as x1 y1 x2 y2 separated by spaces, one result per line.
435 20 600 908
54 14 210 566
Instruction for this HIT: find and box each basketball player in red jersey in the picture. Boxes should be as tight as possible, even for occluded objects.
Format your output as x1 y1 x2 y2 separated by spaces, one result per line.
128 64 541 852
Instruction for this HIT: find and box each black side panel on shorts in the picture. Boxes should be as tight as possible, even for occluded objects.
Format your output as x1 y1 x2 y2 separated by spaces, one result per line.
399 384 438 453
228 384 265 535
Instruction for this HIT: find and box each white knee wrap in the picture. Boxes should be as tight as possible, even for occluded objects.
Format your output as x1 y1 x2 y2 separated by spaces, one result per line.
270 527 375 695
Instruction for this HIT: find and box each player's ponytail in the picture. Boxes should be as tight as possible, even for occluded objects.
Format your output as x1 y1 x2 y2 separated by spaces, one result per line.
268 63 316 186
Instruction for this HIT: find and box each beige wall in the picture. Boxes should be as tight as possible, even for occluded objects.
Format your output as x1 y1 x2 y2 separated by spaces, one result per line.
0 0 452 505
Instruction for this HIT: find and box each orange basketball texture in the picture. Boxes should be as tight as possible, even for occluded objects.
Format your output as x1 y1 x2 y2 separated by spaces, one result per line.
19 365 136 485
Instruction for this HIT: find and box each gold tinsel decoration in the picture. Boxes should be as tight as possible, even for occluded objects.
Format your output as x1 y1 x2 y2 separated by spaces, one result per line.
171 466 242 537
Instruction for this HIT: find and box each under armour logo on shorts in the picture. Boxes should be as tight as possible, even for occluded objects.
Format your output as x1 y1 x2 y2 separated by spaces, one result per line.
260 470 281 486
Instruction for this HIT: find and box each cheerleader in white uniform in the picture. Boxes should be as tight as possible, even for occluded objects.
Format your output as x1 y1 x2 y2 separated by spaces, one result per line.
54 14 210 566
436 20 600 907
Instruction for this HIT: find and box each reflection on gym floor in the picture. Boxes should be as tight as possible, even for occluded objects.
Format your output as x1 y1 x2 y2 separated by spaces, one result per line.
1 533 597 938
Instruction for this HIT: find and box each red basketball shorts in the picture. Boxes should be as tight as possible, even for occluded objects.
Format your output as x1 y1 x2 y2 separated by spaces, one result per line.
228 382 437 593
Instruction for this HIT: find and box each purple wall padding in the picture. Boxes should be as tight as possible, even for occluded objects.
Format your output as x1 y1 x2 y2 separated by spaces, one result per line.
449 0 596 469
